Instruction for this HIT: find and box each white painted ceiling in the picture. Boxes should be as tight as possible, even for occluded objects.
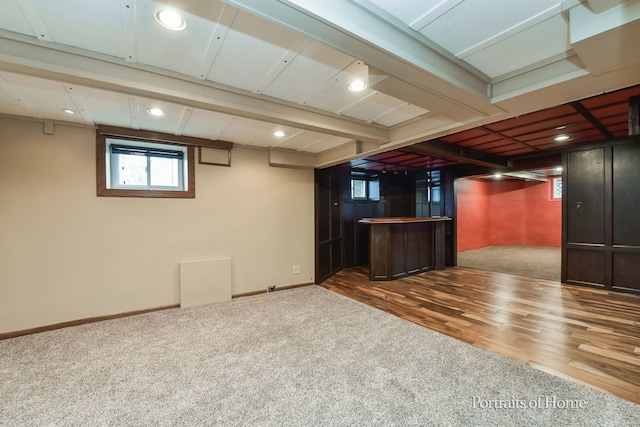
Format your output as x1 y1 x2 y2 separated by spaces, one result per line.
0 0 639 167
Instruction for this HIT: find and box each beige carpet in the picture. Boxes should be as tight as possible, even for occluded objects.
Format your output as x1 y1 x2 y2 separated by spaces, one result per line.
457 246 561 282
1 286 638 426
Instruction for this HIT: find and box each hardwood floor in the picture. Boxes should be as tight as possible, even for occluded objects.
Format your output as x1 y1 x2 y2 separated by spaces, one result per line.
320 266 640 405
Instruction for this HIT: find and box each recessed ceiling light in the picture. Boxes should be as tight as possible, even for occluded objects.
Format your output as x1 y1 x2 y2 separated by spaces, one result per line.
554 135 570 142
273 130 286 137
62 109 76 115
494 173 502 179
154 9 186 31
146 108 166 117
348 79 367 92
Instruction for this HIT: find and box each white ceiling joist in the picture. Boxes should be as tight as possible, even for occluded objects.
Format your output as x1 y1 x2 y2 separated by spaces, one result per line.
220 0 503 118
0 32 388 144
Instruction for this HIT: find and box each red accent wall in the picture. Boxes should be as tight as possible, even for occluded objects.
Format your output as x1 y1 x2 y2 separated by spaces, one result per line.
457 178 561 252
456 179 491 251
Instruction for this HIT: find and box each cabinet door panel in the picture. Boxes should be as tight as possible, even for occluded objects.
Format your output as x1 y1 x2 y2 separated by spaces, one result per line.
405 223 421 273
566 149 605 244
566 248 605 286
613 143 640 246
316 170 331 243
613 252 640 292
316 243 331 282
390 225 406 277
420 223 434 271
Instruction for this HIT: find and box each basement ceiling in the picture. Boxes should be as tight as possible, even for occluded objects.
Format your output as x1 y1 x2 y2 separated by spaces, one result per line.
351 83 640 174
1 0 640 169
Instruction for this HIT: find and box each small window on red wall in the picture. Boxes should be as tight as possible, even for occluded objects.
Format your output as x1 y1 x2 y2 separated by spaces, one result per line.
551 177 562 200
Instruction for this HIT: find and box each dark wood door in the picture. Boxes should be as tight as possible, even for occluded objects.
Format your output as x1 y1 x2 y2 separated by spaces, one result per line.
611 142 640 292
563 137 640 293
315 168 344 283
564 147 607 288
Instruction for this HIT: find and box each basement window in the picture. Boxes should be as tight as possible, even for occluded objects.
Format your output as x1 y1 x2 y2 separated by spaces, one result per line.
350 172 380 201
96 129 195 198
552 177 562 199
426 170 441 203
109 142 186 190
423 170 441 216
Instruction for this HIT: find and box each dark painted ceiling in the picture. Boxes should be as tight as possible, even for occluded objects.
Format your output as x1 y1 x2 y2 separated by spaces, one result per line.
350 84 640 176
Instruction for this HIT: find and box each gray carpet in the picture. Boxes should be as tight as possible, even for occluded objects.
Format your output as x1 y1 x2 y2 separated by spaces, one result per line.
458 246 561 282
0 286 637 426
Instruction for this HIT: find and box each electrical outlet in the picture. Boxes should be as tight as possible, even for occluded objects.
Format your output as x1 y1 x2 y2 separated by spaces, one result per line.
293 265 301 274
267 286 276 293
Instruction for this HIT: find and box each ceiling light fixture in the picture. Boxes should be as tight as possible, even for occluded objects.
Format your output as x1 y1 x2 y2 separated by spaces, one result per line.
348 78 367 92
62 109 76 115
555 166 563 172
273 130 286 137
146 108 166 117
554 135 570 142
494 173 502 179
154 9 186 31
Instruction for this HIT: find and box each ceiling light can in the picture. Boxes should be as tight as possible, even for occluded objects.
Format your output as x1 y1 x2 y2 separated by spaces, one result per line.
146 108 166 117
348 79 367 92
155 9 186 31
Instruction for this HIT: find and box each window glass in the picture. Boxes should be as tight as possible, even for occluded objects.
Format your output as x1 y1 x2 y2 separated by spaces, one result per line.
351 179 367 199
552 177 562 199
114 151 147 187
150 156 180 187
350 172 380 201
97 131 195 198
430 186 441 203
107 140 186 191
368 179 380 201
425 170 442 216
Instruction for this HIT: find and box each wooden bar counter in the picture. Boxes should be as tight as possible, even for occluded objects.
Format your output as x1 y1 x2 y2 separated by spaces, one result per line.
359 217 451 281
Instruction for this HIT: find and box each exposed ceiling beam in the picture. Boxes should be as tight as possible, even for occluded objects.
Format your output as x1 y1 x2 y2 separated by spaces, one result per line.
503 171 548 182
411 139 509 169
570 101 615 139
0 31 389 144
569 1 640 75
455 165 497 178
508 152 563 170
221 0 504 119
584 0 629 14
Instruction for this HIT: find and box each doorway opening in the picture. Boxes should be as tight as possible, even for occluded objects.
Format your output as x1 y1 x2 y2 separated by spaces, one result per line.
456 169 562 281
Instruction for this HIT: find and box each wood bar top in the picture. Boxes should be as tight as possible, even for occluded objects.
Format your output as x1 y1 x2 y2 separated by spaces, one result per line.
359 216 451 224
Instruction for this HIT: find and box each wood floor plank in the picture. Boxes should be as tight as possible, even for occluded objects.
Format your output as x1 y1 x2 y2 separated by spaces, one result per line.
320 266 640 405
578 344 640 367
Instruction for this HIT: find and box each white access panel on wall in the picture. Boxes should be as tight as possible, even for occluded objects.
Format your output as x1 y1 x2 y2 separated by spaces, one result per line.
179 258 232 308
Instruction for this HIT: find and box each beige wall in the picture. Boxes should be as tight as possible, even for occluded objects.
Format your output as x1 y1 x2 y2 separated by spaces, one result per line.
0 117 315 333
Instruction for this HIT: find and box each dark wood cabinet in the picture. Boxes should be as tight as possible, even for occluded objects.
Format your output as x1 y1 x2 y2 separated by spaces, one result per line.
611 141 640 292
563 137 640 293
315 167 343 283
360 217 449 281
566 148 606 244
